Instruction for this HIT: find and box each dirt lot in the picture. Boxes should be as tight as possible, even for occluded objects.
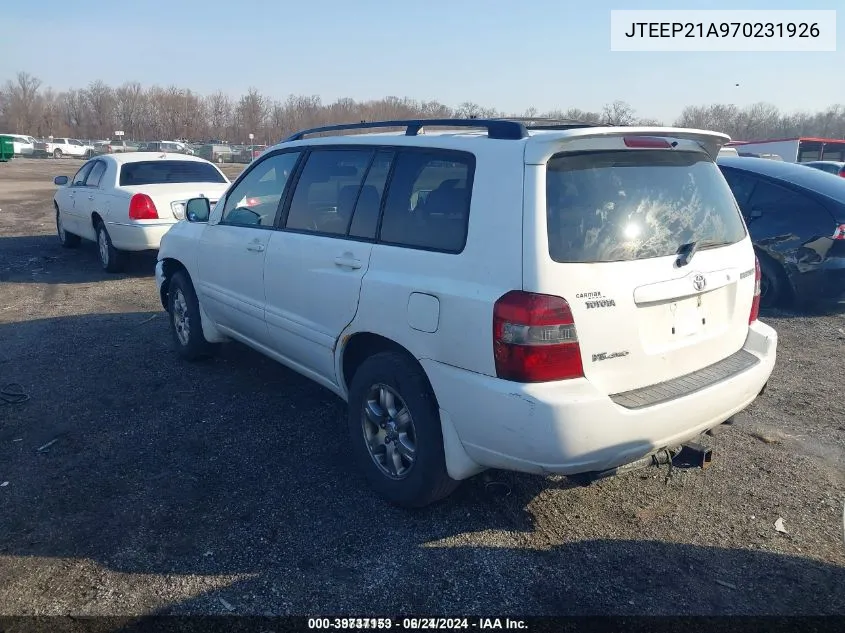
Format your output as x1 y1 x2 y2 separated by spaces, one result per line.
0 157 843 616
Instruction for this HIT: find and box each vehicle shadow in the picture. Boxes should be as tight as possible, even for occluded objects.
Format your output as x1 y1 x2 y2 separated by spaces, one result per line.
0 235 157 283
0 313 842 618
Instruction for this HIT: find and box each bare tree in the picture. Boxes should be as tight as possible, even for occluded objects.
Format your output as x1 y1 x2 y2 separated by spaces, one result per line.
4 70 845 145
1 72 42 130
236 88 269 142
63 89 87 135
37 88 62 137
84 80 116 139
114 82 144 138
456 102 484 118
602 100 636 126
205 91 233 140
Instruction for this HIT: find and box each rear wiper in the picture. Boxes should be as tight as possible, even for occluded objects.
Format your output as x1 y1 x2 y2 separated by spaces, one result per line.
675 241 698 267
698 239 732 250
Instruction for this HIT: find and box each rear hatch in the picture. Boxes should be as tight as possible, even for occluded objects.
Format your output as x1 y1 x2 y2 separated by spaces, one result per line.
529 133 756 395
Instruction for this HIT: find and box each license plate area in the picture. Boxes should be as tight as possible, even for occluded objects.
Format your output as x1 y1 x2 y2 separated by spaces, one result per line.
671 296 703 337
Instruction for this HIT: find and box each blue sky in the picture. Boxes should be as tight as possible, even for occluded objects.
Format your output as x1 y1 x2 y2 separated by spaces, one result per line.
1 0 841 122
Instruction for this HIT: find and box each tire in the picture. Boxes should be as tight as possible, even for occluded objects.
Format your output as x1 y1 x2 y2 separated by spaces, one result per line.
167 270 216 360
52 148 62 159
757 253 790 309
347 351 459 508
56 208 80 248
95 221 126 273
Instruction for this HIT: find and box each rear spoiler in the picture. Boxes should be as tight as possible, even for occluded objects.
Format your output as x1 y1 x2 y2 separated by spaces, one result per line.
524 127 731 164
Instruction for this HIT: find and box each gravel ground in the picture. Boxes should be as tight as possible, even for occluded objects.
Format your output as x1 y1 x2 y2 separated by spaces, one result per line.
0 157 844 616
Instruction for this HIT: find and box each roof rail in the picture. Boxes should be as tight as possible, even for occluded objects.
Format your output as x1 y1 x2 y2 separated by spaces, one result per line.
283 118 531 142
494 117 604 131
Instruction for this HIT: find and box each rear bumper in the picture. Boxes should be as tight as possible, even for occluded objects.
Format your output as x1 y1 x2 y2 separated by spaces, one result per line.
105 220 176 251
790 255 845 306
820 259 845 304
422 320 777 477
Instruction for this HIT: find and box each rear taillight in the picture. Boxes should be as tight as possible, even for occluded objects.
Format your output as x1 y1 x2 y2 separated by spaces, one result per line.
493 291 584 382
128 193 159 220
833 224 845 240
749 257 761 324
839 168 845 178
623 136 672 149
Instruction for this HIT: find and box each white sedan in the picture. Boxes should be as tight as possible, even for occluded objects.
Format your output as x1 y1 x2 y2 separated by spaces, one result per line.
53 152 231 272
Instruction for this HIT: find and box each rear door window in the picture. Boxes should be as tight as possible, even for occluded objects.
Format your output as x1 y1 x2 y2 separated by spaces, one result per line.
349 150 394 239
719 166 758 212
745 180 835 247
378 150 474 253
546 150 747 263
749 181 833 224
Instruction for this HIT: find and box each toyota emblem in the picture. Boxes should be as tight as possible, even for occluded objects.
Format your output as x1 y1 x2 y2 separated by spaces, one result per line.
692 274 706 291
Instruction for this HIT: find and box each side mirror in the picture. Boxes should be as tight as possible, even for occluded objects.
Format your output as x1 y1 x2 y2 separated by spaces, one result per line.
185 197 211 223
54 175 68 186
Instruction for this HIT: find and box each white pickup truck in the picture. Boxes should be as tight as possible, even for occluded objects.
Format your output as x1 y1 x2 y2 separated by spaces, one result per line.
33 138 95 159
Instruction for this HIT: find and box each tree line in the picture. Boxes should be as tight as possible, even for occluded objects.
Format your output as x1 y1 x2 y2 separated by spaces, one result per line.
1 71 844 144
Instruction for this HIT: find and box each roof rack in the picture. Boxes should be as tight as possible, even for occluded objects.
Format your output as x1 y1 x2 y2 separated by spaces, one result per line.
283 117 605 143
493 117 604 131
283 118 533 142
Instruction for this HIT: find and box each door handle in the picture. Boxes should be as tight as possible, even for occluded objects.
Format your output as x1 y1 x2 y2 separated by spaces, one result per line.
246 243 265 252
88 195 94 200
334 256 362 269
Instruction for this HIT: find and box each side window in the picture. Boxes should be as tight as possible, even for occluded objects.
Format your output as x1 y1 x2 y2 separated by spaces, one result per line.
221 151 301 227
748 181 796 214
85 161 107 187
378 150 474 253
72 162 95 186
749 181 831 226
720 168 757 211
285 149 374 235
349 150 394 239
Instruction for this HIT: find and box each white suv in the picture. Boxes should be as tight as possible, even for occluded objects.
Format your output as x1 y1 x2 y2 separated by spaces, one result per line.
155 118 778 507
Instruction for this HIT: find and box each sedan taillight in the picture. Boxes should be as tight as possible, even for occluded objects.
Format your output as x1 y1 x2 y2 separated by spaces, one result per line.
129 193 159 220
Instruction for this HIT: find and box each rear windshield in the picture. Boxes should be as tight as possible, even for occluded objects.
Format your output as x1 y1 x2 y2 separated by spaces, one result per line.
546 150 747 263
119 160 226 186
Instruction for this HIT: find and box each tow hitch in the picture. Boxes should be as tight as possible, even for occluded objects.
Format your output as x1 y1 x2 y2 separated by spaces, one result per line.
572 440 713 484
676 441 713 470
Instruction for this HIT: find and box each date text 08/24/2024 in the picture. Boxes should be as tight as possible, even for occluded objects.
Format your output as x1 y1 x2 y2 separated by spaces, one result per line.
307 618 528 630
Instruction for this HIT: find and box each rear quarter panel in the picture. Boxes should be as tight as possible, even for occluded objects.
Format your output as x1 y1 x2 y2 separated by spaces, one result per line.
348 144 525 377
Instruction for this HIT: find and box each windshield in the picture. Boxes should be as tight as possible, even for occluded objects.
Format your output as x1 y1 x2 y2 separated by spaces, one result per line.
546 150 747 263
119 160 227 186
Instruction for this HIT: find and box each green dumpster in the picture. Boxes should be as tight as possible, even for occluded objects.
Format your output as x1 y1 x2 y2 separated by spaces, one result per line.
0 135 14 162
